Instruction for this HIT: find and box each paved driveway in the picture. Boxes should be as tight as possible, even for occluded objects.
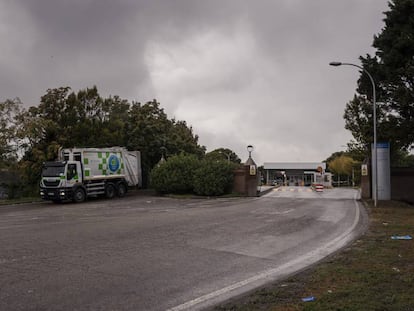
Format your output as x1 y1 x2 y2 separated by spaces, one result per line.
0 188 365 311
269 186 361 200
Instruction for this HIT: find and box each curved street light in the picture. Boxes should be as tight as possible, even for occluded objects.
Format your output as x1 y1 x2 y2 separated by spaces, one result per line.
329 61 377 207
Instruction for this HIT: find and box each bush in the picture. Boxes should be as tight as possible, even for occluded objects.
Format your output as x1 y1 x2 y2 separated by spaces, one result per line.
150 155 236 196
193 160 235 196
150 154 199 194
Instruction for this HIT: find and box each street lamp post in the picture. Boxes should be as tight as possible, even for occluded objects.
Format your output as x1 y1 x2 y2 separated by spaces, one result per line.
247 145 254 159
329 61 377 207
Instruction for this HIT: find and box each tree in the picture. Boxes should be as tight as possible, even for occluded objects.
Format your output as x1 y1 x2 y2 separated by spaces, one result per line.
29 86 129 150
193 160 235 196
324 151 346 166
0 98 22 166
100 95 130 147
344 95 376 148
325 150 363 186
343 0 414 165
328 155 358 186
126 99 205 186
150 155 235 196
344 140 370 163
10 86 205 190
205 148 241 164
126 100 176 186
167 119 206 158
150 154 199 194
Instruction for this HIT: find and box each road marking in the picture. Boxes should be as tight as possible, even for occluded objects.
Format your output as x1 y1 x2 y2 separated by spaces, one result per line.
167 195 361 311
273 187 314 192
274 208 294 215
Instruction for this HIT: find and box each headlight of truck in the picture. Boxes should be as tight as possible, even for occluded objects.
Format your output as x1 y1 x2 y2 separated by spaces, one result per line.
40 190 44 195
60 191 65 197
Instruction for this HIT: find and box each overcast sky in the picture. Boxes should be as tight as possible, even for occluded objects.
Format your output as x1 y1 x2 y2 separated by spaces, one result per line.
0 0 389 164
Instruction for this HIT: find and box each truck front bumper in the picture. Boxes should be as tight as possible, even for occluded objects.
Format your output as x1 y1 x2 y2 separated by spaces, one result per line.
40 187 73 201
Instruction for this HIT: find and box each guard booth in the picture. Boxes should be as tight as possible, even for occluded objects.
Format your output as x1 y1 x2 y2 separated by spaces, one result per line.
263 162 332 188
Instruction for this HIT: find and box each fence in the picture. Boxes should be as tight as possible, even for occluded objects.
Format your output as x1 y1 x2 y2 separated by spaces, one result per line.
391 167 414 204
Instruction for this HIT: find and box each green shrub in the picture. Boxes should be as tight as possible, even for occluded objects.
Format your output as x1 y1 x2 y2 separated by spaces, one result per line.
150 154 199 194
193 160 235 196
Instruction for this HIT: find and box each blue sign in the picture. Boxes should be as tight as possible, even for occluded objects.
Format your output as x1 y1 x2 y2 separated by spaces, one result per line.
108 155 120 172
377 142 390 149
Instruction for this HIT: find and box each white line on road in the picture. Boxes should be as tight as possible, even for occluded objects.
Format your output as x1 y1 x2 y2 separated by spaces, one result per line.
274 208 294 215
167 197 362 311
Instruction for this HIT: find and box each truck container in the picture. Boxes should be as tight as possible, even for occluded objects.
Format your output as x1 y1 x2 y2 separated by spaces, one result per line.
40 147 141 203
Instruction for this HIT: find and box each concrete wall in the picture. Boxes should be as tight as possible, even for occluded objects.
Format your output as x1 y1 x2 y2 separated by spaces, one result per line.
391 168 414 204
233 166 259 196
233 166 247 195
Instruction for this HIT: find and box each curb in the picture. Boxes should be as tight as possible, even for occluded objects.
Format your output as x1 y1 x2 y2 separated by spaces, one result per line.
258 186 276 196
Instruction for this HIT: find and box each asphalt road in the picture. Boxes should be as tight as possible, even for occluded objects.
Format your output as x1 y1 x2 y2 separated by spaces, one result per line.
0 187 366 311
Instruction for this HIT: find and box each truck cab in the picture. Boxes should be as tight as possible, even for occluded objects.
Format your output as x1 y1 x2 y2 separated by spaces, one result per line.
40 161 83 203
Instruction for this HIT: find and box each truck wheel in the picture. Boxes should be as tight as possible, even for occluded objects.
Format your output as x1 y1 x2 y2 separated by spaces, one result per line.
117 183 127 197
105 183 116 199
73 188 86 203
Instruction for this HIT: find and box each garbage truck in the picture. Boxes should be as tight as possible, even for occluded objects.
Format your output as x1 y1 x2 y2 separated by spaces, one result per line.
40 147 142 203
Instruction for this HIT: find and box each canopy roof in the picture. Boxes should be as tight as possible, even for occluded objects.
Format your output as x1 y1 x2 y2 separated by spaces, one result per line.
263 162 326 170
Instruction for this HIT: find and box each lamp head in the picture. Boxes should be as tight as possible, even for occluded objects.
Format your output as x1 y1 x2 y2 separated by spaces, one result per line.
247 145 254 156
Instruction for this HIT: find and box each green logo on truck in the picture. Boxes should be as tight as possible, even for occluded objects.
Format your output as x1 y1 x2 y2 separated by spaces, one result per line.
108 155 120 172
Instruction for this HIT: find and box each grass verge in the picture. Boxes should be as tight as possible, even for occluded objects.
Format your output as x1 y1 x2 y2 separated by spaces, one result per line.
214 200 414 311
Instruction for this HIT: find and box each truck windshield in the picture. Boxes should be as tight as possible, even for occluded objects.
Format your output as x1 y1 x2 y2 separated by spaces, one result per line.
42 165 65 177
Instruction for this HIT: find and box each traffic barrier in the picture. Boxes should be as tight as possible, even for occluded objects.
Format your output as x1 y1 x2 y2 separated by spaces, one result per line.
314 184 324 192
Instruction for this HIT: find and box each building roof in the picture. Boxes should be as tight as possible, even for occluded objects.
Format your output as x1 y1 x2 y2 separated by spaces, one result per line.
263 162 326 170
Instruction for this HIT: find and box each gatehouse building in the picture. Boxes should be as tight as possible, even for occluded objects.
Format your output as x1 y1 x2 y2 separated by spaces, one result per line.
263 162 332 187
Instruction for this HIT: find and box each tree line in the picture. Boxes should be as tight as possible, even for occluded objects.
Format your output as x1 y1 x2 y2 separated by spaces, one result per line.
327 0 414 182
343 0 414 166
0 86 219 194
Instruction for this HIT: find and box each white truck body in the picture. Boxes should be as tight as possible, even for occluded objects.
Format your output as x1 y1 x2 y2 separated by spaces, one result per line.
40 147 141 203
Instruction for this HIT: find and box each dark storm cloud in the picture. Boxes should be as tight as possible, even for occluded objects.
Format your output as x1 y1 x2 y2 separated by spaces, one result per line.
7 0 153 102
3 0 247 103
1 0 389 162
19 0 242 49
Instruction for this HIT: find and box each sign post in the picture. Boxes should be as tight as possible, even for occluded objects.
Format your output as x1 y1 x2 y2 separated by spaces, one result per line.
373 142 391 200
